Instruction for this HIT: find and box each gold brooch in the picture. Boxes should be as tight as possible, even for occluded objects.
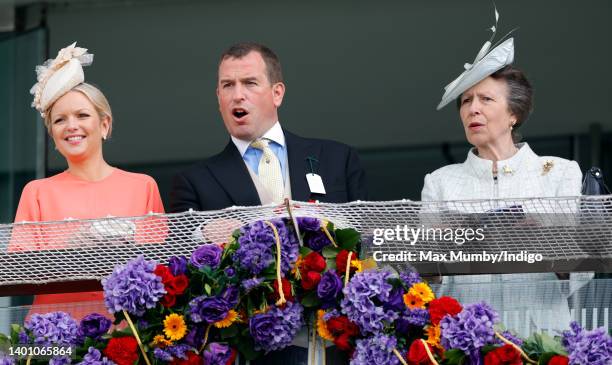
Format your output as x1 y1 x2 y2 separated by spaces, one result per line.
502 165 514 175
542 160 554 175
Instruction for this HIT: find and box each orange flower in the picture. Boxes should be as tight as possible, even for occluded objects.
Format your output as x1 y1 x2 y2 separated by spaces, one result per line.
409 282 435 303
426 325 444 352
214 310 239 328
316 310 335 341
403 292 425 309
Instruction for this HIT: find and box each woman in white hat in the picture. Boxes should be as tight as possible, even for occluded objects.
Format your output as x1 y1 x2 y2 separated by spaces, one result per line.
11 43 164 316
421 12 582 334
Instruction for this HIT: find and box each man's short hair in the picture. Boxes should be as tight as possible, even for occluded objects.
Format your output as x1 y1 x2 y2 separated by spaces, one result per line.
219 42 284 84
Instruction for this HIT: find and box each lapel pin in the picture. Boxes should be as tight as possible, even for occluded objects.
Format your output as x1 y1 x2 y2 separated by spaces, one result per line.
542 160 554 175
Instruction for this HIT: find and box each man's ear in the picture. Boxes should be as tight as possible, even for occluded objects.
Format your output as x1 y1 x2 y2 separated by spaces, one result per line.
272 82 286 108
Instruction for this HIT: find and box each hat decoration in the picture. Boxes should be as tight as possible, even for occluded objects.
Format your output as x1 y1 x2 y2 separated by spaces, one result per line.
30 42 94 117
436 6 516 110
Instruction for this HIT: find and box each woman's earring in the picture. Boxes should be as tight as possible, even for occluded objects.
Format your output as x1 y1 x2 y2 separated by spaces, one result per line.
103 135 107 141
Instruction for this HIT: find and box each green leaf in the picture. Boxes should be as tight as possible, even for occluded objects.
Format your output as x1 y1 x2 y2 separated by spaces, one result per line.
299 246 313 257
204 283 212 296
301 291 321 307
322 246 341 258
326 221 335 232
523 332 567 358
233 335 261 360
335 228 360 251
443 349 467 365
326 258 337 270
219 325 239 339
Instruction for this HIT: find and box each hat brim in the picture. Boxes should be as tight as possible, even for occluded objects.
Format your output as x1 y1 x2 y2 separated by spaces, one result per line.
437 38 514 110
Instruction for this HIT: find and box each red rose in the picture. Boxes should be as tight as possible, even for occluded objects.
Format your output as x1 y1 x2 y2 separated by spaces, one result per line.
548 355 569 365
335 250 357 275
160 293 176 307
428 296 463 325
301 271 322 290
301 252 326 274
272 277 294 302
407 340 435 365
484 345 522 365
166 274 189 295
326 316 359 337
154 264 174 284
334 333 353 351
103 336 139 365
170 351 201 365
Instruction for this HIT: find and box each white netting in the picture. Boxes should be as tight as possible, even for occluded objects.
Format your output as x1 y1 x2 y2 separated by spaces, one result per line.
0 197 611 286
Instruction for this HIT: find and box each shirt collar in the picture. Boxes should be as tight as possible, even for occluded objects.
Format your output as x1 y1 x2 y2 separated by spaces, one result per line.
231 121 285 157
465 142 537 178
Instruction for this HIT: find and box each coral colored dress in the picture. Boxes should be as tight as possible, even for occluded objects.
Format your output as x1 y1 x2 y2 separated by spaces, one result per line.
12 168 164 311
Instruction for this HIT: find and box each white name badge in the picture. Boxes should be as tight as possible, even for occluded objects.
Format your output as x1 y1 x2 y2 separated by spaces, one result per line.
306 173 326 195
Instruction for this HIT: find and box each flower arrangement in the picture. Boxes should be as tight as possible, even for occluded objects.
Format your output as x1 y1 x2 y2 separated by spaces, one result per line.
0 216 610 365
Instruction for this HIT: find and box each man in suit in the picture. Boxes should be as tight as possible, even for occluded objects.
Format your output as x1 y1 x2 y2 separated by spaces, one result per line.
170 43 367 212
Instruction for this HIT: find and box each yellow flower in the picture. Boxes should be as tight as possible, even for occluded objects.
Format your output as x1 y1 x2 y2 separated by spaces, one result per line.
350 259 363 272
292 255 303 279
403 292 425 309
408 282 435 303
163 313 187 341
214 310 239 328
152 334 172 348
316 310 335 341
426 325 444 352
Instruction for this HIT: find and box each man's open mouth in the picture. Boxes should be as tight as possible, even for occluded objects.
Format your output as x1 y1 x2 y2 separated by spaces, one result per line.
232 108 249 119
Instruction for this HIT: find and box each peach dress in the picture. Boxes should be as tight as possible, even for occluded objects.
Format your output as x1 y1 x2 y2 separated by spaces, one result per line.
12 168 164 312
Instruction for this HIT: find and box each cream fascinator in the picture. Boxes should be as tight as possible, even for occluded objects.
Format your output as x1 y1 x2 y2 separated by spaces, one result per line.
437 6 515 110
30 42 94 117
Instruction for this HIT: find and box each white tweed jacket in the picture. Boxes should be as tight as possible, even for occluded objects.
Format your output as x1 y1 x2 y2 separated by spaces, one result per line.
421 143 582 202
420 142 584 333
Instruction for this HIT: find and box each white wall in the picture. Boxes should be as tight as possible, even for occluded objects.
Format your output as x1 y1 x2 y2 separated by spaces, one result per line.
43 0 612 169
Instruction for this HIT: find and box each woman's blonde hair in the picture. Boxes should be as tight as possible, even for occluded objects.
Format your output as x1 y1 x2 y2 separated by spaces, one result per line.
43 83 113 137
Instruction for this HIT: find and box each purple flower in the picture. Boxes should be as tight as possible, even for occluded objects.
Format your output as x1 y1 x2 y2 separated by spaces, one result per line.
562 321 612 365
77 347 116 365
396 308 430 333
224 267 236 278
242 277 264 293
183 325 206 348
18 330 28 344
495 331 523 347
340 270 399 334
25 311 78 346
0 355 15 365
384 287 405 313
77 313 111 342
351 334 400 365
399 271 422 287
168 255 188 276
297 217 321 231
153 348 173 361
191 244 222 269
304 230 331 252
168 344 191 359
317 271 343 307
233 219 299 275
49 357 71 365
203 343 233 365
440 302 499 360
102 255 166 316
250 302 304 353
189 286 238 324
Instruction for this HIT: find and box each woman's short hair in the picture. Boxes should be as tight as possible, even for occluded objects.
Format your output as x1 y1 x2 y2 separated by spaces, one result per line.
43 83 113 137
457 65 533 141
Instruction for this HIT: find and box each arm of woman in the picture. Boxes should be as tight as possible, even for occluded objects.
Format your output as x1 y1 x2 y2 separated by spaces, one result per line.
9 182 42 252
556 160 582 197
145 177 165 214
421 173 439 201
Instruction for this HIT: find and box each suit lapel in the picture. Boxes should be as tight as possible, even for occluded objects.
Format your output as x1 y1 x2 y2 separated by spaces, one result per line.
285 131 321 201
208 141 261 206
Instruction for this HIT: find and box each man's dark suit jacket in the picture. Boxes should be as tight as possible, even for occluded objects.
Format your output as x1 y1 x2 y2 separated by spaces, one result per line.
170 131 367 212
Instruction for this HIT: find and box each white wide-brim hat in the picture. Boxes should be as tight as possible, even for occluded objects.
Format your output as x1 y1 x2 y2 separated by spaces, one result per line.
30 42 93 116
437 38 514 110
